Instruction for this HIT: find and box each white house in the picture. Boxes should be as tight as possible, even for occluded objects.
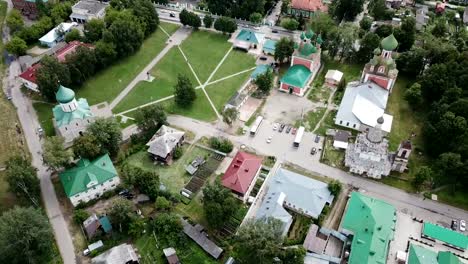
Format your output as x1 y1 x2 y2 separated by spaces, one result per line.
59 154 120 206
325 69 343 87
39 22 78 47
70 0 107 23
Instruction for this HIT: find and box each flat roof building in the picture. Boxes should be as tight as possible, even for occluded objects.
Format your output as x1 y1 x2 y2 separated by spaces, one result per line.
70 0 107 23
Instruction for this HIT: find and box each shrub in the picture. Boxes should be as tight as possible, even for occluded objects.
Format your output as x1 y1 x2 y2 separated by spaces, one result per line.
73 209 90 225
173 146 183 159
209 137 233 153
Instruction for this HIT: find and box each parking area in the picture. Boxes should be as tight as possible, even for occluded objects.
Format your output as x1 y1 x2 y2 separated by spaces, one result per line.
239 97 262 121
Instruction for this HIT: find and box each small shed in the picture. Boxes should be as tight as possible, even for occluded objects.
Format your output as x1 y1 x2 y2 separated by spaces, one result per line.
262 39 277 55
333 130 351 149
163 247 180 264
325 70 343 87
251 64 271 80
99 216 112 233
136 194 150 203
83 214 101 239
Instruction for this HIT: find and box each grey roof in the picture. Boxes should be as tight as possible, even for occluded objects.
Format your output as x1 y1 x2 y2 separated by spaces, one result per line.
182 219 223 259
334 130 351 142
304 224 327 253
255 168 334 235
83 214 100 238
146 125 184 158
226 92 247 108
91 243 138 264
335 81 392 131
185 156 205 175
73 0 107 15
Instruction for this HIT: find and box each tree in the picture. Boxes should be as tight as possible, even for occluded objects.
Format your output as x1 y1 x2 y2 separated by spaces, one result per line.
155 196 171 211
151 213 184 245
203 15 214 28
336 23 359 62
337 77 347 91
369 0 393 20
328 180 342 196
209 137 234 153
179 9 191 26
134 104 167 140
360 16 372 31
214 16 237 34
50 1 72 24
330 0 365 21
281 18 299 30
104 15 144 57
180 9 201 29
132 0 159 37
274 37 295 64
356 32 380 63
250 12 262 24
64 28 81 43
279 247 306 264
222 107 239 126
6 9 24 33
404 83 422 108
433 152 464 189
254 69 273 93
43 136 72 171
173 146 183 159
87 118 122 157
5 37 27 56
128 217 146 238
5 156 40 206
374 24 393 38
395 17 416 52
309 12 336 41
84 19 105 42
95 41 117 69
0 207 55 264
396 48 427 76
73 134 101 160
174 74 196 108
432 19 447 38
189 12 202 29
108 197 136 233
36 55 71 101
411 166 433 191
65 46 97 85
202 183 238 229
120 164 160 199
233 218 284 264
73 209 90 225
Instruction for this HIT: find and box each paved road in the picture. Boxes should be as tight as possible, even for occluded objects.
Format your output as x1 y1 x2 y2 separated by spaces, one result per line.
6 61 76 264
122 114 468 223
109 27 191 109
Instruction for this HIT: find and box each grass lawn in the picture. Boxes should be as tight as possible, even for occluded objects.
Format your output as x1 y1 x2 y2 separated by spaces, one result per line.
126 145 211 193
175 193 206 226
434 188 468 211
286 212 312 244
308 85 332 103
205 71 252 112
113 47 197 113
304 107 326 131
210 49 256 82
180 31 231 84
0 171 16 212
32 102 56 137
321 138 346 170
322 56 363 83
76 22 180 105
135 233 218 264
315 110 336 136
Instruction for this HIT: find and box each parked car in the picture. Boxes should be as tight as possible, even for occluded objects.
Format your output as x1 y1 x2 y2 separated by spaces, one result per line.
37 127 44 135
460 220 466 231
451 220 458 230
267 136 272 143
6 93 12 100
292 127 297 135
259 56 268 61
273 123 279 131
272 30 279 33
286 125 292 133
169 12 176 17
314 135 320 143
310 147 316 155
279 124 286 132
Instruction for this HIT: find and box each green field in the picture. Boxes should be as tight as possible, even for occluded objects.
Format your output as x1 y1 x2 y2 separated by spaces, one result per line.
210 49 256 82
205 71 252 112
162 89 218 122
76 22 180 105
180 31 231 83
126 145 211 193
32 102 55 137
113 47 197 113
305 107 326 132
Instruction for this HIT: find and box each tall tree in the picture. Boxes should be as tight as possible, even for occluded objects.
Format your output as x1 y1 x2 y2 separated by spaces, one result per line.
411 166 433 191
64 28 81 43
369 0 393 20
330 0 365 21
356 32 380 63
103 15 144 57
5 37 27 56
108 197 136 233
0 207 55 264
84 19 105 43
202 183 238 229
36 55 71 101
394 17 416 52
6 9 24 33
174 74 196 108
73 134 101 160
222 107 239 126
309 12 337 40
404 83 422 108
214 16 237 34
50 1 72 24
65 46 97 85
203 15 214 28
120 164 160 199
135 104 167 140
151 212 184 245
43 136 72 171
280 18 299 30
87 118 122 157
133 0 159 37
359 16 372 31
274 37 295 64
249 12 262 24
233 218 284 264
5 156 40 206
95 41 117 69
254 69 274 93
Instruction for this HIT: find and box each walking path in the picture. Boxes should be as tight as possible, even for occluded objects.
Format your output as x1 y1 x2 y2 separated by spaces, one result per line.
109 27 191 109
312 88 336 133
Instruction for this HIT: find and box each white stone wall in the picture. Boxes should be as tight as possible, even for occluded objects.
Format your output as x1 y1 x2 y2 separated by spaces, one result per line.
20 78 39 92
55 116 95 144
70 177 120 206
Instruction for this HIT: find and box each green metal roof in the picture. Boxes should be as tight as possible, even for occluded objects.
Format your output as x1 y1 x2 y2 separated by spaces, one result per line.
280 65 312 88
422 222 468 249
236 29 260 44
59 154 118 197
408 244 463 264
251 64 271 79
299 42 317 57
263 39 277 54
99 216 112 233
341 192 396 264
316 34 323 45
53 98 93 127
56 85 75 103
305 28 314 39
381 34 398 51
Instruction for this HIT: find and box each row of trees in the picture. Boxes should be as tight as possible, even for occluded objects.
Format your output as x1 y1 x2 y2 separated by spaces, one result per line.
203 0 277 21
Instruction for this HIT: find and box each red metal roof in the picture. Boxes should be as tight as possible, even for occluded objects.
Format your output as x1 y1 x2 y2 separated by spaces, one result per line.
19 41 94 85
291 0 327 12
368 76 390 90
222 151 263 195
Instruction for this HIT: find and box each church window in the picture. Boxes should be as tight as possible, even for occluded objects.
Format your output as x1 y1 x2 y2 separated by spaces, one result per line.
369 65 374 72
378 66 385 73
346 122 349 126
340 120 343 125
353 124 356 128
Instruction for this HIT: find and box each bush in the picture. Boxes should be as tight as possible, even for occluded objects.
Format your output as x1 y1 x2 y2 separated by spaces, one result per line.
73 209 90 225
155 196 171 211
173 146 183 159
280 18 299 30
209 137 233 153
327 180 342 196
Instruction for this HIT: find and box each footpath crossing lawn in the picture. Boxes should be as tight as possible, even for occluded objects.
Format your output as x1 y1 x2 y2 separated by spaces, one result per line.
210 49 256 82
180 31 231 83
113 47 196 113
205 71 252 112
76 22 180 105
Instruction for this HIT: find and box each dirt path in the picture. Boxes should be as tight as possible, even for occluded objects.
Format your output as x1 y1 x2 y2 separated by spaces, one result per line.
323 186 350 230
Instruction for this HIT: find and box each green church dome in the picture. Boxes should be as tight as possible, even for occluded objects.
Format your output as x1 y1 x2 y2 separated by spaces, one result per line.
300 43 317 56
56 85 75 104
316 34 323 45
300 32 306 40
381 34 398 51
373 47 381 55
305 28 314 39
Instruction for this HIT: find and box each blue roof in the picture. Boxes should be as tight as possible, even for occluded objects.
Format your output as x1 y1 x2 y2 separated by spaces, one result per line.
53 98 94 127
251 64 271 79
263 39 277 54
99 216 112 233
236 29 262 44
